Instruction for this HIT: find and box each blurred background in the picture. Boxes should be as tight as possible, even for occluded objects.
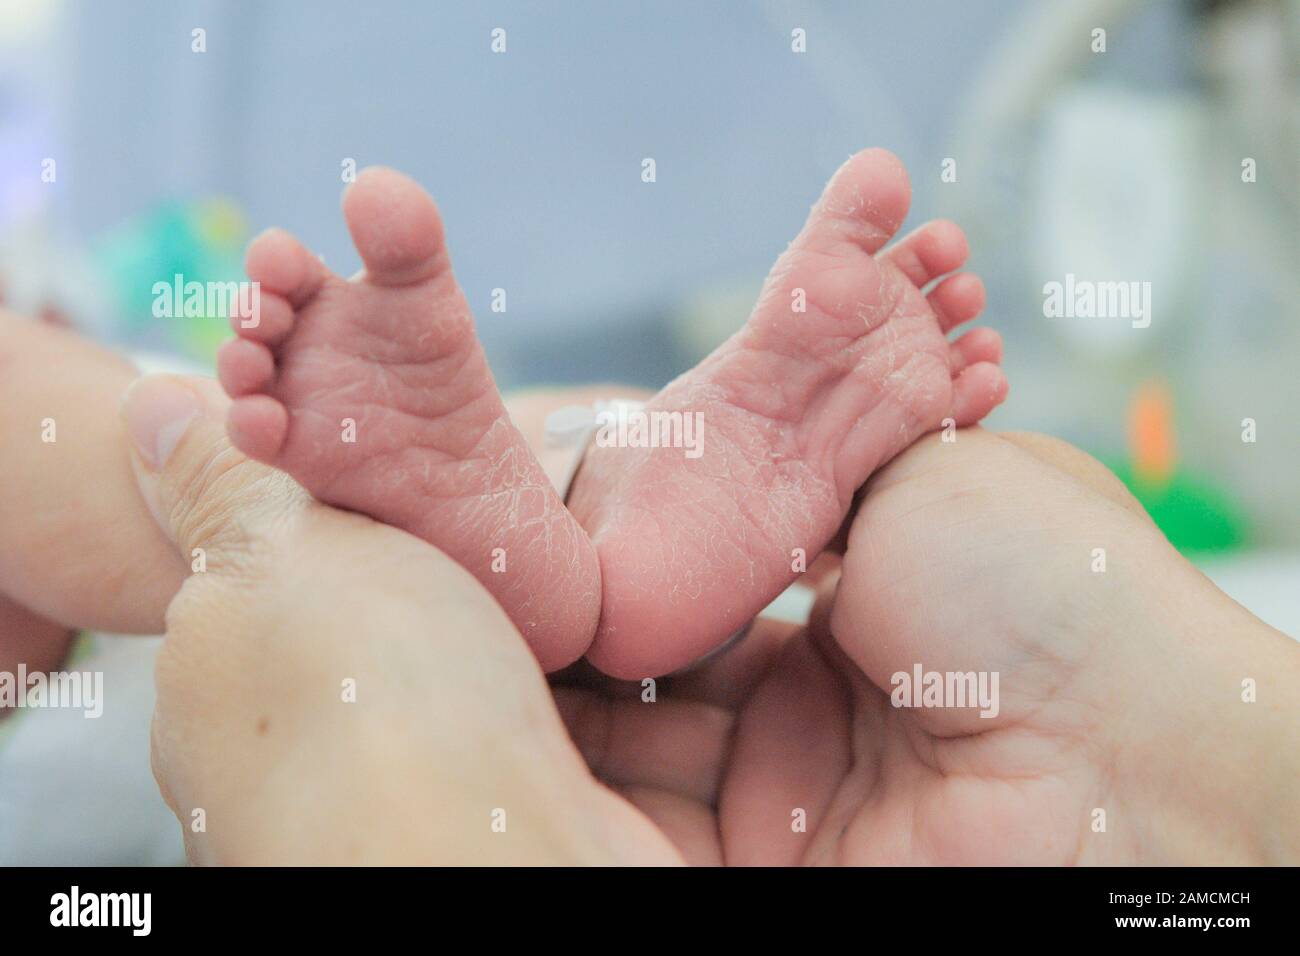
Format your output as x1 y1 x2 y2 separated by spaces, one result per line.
0 0 1297 862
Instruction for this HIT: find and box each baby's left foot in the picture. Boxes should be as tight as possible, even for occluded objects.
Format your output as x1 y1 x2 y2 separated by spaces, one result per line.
217 168 600 671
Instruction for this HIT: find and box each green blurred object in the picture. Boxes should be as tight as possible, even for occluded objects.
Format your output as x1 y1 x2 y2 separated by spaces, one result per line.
1103 379 1249 555
1105 460 1248 555
91 198 249 363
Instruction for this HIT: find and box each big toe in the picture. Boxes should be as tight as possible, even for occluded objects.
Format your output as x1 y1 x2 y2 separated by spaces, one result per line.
796 147 912 256
342 166 449 286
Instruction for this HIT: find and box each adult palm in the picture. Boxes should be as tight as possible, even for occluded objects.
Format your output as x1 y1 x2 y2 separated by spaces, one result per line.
554 430 1225 865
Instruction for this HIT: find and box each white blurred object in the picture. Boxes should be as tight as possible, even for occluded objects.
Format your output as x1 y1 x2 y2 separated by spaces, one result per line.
1031 87 1202 354
760 583 817 626
0 634 183 865
1197 551 1300 643
0 0 61 47
0 218 117 339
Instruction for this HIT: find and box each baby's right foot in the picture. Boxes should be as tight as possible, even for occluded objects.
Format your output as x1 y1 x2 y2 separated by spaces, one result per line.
217 168 599 671
569 149 1007 678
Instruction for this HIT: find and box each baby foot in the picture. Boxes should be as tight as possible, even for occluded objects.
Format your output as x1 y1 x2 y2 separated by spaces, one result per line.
568 148 1007 678
217 168 599 671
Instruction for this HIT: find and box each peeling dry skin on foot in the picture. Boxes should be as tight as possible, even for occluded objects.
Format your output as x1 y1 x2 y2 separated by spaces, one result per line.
219 167 601 671
575 149 1005 678
217 151 1005 680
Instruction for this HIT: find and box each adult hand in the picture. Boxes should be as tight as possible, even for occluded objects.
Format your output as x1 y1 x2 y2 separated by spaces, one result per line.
548 428 1300 864
125 373 1299 865
121 374 679 865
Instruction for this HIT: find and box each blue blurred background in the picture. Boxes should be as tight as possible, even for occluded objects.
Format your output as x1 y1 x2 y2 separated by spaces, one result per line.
0 0 1294 535
1 0 1297 549
1 0 1298 866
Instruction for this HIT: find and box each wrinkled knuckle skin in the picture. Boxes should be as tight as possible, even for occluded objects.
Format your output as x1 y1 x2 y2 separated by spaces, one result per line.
165 441 266 555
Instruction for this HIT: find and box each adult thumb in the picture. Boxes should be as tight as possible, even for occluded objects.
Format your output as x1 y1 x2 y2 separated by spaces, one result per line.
119 375 315 862
119 374 305 562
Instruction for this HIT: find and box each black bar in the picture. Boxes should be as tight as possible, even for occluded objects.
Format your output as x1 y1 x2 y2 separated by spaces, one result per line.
0 866 1281 940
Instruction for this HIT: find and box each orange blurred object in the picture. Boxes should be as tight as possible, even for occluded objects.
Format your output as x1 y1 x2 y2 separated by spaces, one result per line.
1129 379 1176 487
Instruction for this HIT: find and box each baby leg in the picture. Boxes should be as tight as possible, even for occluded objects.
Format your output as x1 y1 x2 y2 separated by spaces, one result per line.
0 311 187 636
